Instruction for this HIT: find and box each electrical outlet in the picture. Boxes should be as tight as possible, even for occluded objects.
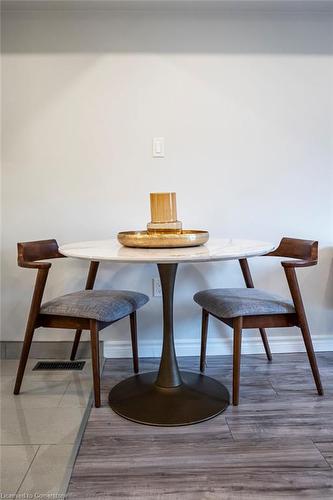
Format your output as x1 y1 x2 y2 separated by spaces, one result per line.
152 278 162 297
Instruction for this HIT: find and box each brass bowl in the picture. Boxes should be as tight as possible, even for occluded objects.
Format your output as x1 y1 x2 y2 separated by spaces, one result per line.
117 230 209 248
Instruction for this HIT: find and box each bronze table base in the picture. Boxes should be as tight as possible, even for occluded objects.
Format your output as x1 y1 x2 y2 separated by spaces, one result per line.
109 370 229 426
109 263 230 426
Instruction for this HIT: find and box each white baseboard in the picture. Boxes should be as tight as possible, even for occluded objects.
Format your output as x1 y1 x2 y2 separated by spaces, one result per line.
104 333 333 358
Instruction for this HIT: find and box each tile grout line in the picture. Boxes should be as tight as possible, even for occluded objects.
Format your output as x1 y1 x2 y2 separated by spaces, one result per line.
57 380 73 407
15 445 40 495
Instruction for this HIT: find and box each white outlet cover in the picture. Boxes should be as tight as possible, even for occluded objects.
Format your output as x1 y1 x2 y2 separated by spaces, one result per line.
152 278 162 297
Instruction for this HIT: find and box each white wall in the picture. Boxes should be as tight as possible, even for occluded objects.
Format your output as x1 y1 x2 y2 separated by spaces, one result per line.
1 5 333 356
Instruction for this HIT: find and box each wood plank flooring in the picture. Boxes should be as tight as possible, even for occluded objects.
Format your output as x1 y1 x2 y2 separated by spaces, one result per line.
67 352 333 499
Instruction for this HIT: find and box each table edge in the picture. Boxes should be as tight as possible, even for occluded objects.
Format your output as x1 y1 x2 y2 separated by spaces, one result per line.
59 242 276 264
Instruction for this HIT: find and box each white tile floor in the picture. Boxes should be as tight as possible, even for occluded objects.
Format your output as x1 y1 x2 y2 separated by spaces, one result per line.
0 359 93 495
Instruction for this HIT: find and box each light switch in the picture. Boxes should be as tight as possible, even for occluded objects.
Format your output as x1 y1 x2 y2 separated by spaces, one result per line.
153 137 165 158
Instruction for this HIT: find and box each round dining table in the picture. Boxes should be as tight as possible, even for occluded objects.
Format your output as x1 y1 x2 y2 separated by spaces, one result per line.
59 237 274 426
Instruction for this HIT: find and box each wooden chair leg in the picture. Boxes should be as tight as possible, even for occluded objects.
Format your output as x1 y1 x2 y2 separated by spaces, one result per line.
90 320 101 407
14 325 36 395
130 312 139 374
259 328 272 361
300 323 323 395
284 265 323 395
200 309 209 373
232 317 243 406
239 259 272 361
70 329 82 361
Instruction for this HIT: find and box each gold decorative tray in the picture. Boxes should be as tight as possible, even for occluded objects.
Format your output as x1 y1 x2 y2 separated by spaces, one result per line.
117 230 209 248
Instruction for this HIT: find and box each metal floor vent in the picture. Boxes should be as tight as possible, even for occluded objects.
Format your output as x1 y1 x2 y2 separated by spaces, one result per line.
33 361 85 371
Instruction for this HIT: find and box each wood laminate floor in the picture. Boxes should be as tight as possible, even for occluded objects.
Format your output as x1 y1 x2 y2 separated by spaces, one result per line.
67 352 333 499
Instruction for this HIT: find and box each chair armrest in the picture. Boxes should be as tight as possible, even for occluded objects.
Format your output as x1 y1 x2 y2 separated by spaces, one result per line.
281 260 317 269
18 260 52 270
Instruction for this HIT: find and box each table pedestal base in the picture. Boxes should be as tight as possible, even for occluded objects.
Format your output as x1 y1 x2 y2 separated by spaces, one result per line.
109 371 229 426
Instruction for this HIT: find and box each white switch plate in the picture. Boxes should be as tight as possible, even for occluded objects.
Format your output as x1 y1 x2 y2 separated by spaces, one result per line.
153 137 165 158
152 278 162 297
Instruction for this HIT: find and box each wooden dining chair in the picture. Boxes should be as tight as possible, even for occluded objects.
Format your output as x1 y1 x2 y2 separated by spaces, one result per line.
14 239 149 407
194 237 323 405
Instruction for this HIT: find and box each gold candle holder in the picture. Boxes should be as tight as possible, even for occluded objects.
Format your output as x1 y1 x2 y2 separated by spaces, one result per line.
147 192 182 233
118 191 209 247
150 192 177 222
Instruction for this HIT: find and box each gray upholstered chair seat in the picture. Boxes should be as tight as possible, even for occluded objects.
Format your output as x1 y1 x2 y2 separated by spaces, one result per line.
40 290 149 322
194 288 295 319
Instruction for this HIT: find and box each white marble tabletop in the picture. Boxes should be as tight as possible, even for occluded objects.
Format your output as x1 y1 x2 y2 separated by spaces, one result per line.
59 238 275 264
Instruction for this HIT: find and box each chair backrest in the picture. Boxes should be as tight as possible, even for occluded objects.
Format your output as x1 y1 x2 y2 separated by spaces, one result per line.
17 239 64 267
267 237 318 262
16 239 64 323
239 236 318 320
240 235 318 293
